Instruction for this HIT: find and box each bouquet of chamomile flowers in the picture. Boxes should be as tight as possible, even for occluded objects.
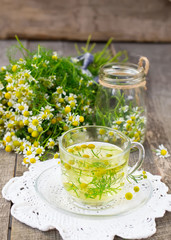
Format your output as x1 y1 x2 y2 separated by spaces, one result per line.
0 38 126 165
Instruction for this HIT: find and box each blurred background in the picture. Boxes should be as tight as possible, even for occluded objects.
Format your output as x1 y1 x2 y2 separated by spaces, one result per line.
0 0 171 42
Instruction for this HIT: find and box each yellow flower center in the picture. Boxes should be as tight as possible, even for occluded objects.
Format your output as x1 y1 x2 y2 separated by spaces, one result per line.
57 88 63 94
19 80 25 84
63 125 69 131
23 158 29 164
23 111 30 117
24 72 30 78
68 116 73 121
116 120 122 125
5 92 11 99
33 141 39 147
44 109 50 114
80 183 88 189
58 98 64 103
70 102 76 108
109 131 114 136
79 116 84 123
68 96 74 101
13 140 20 147
134 186 140 192
65 106 71 114
49 141 55 147
82 154 90 158
20 145 24 151
31 131 39 138
32 119 39 126
16 92 22 98
26 150 32 156
54 153 59 159
7 123 13 128
125 192 133 200
18 105 24 111
6 86 14 91
36 148 42 154
88 144 95 149
19 120 24 128
161 149 167 156
37 126 43 132
24 119 29 125
1 66 6 71
12 65 17 72
6 136 12 142
99 129 106 135
7 78 12 83
81 144 87 148
52 55 57 60
127 120 133 124
41 114 47 119
64 163 71 170
30 158 36 164
72 121 78 127
67 148 74 153
51 118 57 124
8 102 13 107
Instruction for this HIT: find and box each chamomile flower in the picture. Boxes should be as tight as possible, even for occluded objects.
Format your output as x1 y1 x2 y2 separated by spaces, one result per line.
35 146 45 156
65 93 77 102
0 82 4 90
71 115 80 127
31 64 38 69
1 66 6 71
47 138 56 149
87 80 94 87
120 105 129 113
52 51 58 60
156 145 170 158
23 145 36 157
114 118 124 125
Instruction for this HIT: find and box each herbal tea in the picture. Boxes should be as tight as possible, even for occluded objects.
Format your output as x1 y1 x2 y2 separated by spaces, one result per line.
60 142 129 206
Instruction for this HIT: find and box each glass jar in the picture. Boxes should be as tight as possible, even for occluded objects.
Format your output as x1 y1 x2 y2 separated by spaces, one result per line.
95 57 149 144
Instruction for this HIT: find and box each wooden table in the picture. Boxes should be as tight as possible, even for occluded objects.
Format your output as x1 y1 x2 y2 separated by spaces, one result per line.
0 40 171 240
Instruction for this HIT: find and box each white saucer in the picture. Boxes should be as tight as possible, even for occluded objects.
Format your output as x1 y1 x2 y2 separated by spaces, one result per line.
35 165 152 217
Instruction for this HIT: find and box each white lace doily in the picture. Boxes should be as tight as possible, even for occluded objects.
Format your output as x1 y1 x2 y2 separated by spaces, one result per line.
2 159 171 240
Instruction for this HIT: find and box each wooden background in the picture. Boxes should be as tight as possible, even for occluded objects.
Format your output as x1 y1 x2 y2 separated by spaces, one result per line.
0 40 171 240
0 0 171 42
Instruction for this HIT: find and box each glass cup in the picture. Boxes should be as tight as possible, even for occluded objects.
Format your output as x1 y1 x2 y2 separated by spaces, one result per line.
59 126 145 208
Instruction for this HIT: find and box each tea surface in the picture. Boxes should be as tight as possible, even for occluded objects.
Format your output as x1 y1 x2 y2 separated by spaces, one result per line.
60 142 128 206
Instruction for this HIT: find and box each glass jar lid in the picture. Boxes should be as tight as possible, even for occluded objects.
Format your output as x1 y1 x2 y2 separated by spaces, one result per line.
99 57 149 89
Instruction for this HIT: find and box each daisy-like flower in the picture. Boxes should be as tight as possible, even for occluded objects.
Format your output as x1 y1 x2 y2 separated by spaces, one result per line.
47 138 56 149
156 144 170 158
71 115 80 127
120 105 129 113
33 54 41 60
23 145 36 157
114 117 124 125
52 51 58 60
1 66 6 71
35 146 45 156
0 82 4 90
87 80 94 87
31 64 38 69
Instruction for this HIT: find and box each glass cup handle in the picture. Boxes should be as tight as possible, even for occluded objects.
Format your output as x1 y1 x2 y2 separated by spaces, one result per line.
128 142 145 176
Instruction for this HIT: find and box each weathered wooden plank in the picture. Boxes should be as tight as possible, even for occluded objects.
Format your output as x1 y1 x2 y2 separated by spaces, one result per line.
0 0 171 42
0 150 16 240
0 40 28 66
